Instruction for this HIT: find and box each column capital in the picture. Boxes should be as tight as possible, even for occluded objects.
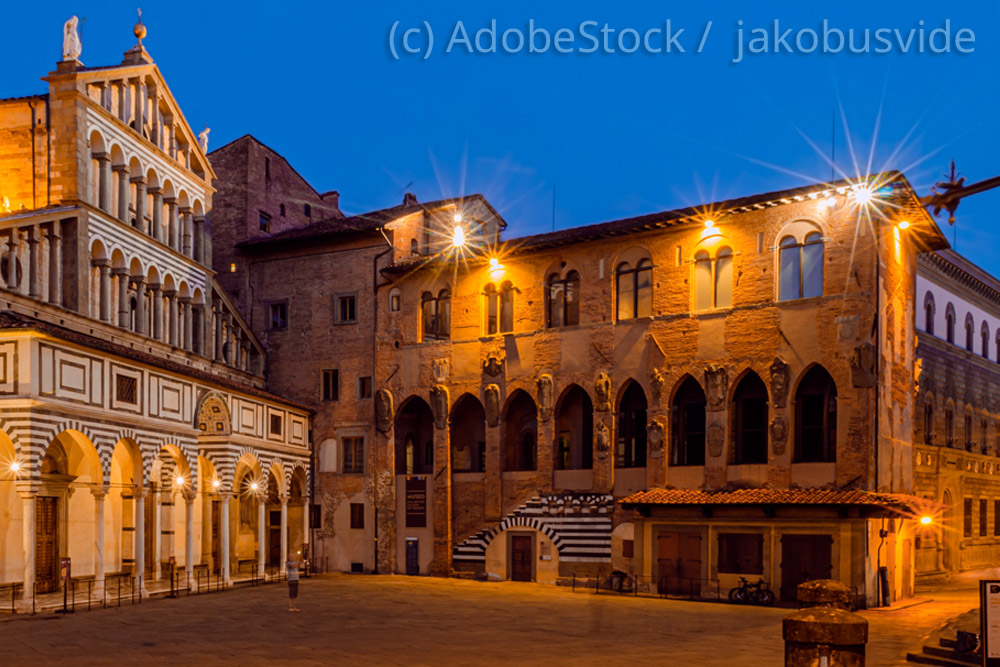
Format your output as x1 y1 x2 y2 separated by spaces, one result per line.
193 215 206 223
15 480 41 498
163 196 178 205
178 206 192 215
163 288 178 298
147 281 161 292
147 185 162 196
45 220 61 240
182 489 197 504
278 494 290 505
178 295 192 304
91 258 111 269
111 266 129 277
111 163 128 174
90 485 110 501
130 175 147 185
93 151 110 163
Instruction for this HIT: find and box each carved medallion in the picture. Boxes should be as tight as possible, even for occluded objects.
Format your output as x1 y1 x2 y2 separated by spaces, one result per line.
595 421 611 459
432 358 450 383
704 365 728 412
537 374 554 422
707 423 724 458
770 416 787 456
482 353 504 378
375 389 394 434
647 419 664 459
770 358 789 409
484 384 501 427
850 342 877 388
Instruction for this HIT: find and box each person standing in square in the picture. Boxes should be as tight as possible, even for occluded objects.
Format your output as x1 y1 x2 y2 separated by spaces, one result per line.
286 554 300 611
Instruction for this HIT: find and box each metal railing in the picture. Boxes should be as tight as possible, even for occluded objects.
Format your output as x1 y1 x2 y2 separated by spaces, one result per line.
569 572 723 602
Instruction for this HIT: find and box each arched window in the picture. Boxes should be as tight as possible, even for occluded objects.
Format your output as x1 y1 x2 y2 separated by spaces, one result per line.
503 391 538 471
793 366 837 463
965 314 975 352
945 304 955 344
547 271 581 328
671 376 706 466
694 247 733 310
451 395 486 473
922 400 934 445
500 282 514 333
779 232 824 300
923 292 935 334
421 289 450 341
944 406 954 447
616 382 647 468
616 259 652 321
733 372 768 464
554 385 593 470
983 323 991 359
410 238 419 255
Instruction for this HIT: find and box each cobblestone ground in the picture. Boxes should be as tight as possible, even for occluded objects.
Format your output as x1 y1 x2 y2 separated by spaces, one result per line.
0 575 978 666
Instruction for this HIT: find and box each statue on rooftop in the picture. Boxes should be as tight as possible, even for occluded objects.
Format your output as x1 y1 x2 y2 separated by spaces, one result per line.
62 16 82 61
198 127 211 152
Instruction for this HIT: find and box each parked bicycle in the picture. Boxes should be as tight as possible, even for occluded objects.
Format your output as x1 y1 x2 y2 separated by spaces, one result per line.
728 577 775 606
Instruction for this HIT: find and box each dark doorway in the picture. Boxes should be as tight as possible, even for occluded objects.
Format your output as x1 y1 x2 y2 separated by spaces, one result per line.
268 510 281 565
733 373 769 464
780 534 833 602
503 390 538 471
35 496 59 593
617 382 647 468
554 385 594 470
510 535 533 582
396 398 435 475
211 500 220 574
656 531 701 596
405 538 419 575
144 486 155 580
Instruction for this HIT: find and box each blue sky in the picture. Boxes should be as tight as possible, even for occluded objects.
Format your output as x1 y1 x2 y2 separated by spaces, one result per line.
3 2 999 269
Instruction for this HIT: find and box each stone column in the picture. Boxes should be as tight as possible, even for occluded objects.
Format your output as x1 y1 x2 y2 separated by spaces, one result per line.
214 300 224 361
164 290 177 346
94 259 111 323
113 268 129 328
484 423 502 521
116 80 126 121
114 165 129 221
184 491 195 587
148 87 159 147
224 314 234 365
193 216 205 264
164 197 178 250
46 220 62 307
131 177 146 231
167 120 176 158
132 77 144 135
149 187 162 241
6 229 20 290
149 283 162 340
431 425 452 576
181 297 193 350
27 226 41 299
95 152 111 212
135 488 147 593
180 207 193 257
92 487 107 595
220 493 232 585
257 497 266 577
133 276 147 336
152 486 161 580
17 485 36 612
279 495 289 572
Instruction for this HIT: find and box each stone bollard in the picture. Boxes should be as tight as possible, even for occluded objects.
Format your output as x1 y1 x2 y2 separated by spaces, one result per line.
783 580 868 667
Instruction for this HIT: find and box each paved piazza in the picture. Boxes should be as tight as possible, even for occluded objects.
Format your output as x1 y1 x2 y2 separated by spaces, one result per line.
0 575 979 666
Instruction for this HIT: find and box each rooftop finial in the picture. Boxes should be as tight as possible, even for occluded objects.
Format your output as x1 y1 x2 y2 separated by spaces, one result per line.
134 8 147 45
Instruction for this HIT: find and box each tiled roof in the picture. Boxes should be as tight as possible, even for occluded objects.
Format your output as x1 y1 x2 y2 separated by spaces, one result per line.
239 194 506 250
0 311 311 412
619 487 924 508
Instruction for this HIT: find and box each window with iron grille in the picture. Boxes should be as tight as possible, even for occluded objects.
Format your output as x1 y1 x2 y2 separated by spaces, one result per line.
116 375 138 404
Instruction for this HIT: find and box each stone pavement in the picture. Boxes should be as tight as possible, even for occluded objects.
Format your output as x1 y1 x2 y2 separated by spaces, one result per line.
0 575 979 666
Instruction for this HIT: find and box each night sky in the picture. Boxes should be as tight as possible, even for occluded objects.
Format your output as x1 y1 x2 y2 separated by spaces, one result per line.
3 2 998 268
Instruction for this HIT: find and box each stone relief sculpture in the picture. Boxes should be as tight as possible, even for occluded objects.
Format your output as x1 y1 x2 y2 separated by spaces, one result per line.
704 364 728 411
433 358 450 383
430 384 449 430
649 367 666 403
707 423 724 458
482 353 503 377
647 419 664 459
537 374 554 422
770 358 789 408
484 384 501 427
595 421 611 459
594 372 612 412
770 416 787 455
375 389 394 434
63 16 82 61
850 342 877 388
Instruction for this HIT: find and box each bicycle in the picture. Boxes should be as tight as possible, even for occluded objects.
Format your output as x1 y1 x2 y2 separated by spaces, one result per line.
728 577 775 606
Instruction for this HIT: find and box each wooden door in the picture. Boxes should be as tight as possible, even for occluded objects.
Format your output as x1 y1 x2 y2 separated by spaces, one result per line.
510 535 533 582
36 496 59 593
780 534 833 602
657 531 702 596
211 500 220 573
405 538 419 575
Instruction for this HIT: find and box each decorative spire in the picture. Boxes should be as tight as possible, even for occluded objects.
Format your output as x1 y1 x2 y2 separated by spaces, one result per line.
134 8 147 46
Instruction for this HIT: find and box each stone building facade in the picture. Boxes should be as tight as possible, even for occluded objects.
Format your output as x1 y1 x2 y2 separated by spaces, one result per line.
0 23 310 608
914 249 1000 582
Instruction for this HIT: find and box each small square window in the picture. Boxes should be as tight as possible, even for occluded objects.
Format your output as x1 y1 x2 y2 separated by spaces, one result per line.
322 369 339 401
350 503 364 529
336 294 357 324
389 292 401 313
259 211 271 232
358 376 373 399
269 414 283 436
268 302 288 330
116 374 138 405
304 204 311 217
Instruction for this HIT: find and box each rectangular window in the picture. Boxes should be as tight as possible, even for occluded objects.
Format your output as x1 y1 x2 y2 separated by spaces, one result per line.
115 374 138 404
358 376 373 399
268 302 287 330
350 503 365 529
304 204 311 217
269 414 282 436
981 498 988 536
259 211 270 232
622 539 634 559
717 533 763 574
322 369 339 401
995 500 1000 536
336 295 357 324
964 498 973 537
342 437 364 474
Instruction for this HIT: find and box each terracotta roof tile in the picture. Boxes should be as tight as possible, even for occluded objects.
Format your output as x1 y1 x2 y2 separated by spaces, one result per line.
619 487 926 508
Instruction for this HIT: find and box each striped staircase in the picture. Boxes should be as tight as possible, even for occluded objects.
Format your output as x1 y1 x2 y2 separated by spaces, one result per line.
453 493 615 564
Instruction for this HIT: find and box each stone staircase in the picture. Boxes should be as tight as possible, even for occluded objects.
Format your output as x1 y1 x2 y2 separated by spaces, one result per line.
907 634 980 666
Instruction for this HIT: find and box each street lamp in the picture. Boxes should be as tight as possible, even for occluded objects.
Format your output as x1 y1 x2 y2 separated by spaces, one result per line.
919 515 933 525
452 224 466 248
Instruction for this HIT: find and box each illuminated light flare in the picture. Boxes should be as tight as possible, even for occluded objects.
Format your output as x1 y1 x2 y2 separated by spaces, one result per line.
451 225 466 248
919 515 933 526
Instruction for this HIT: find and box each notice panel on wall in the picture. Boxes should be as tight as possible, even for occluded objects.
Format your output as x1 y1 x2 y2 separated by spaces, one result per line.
405 477 427 528
981 580 1000 665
